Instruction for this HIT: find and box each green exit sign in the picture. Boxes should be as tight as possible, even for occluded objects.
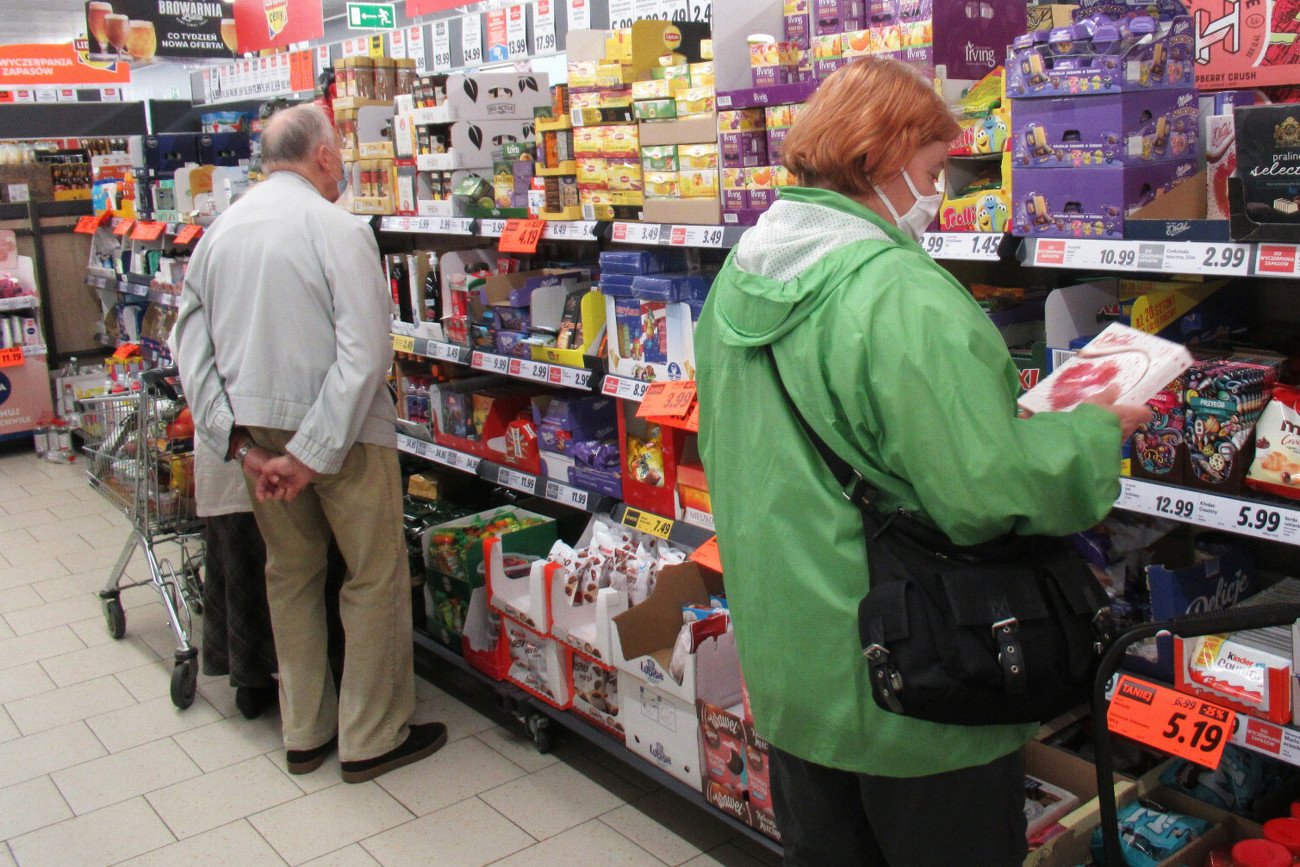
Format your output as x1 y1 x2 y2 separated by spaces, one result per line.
347 2 397 30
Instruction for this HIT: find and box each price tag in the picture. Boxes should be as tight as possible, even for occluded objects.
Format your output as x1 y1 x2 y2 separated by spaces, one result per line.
388 28 407 59
1255 244 1300 278
683 399 700 432
173 224 202 246
505 4 528 60
112 220 135 237
638 380 697 418
499 218 546 254
633 0 661 19
1165 242 1251 276
544 479 590 510
480 218 507 237
1114 479 1300 544
392 334 416 354
462 14 483 66
921 233 1002 261
1031 239 1173 273
431 20 451 73
0 347 24 368
471 351 511 374
602 375 649 401
681 507 715 531
428 341 466 363
507 358 551 382
497 467 537 495
612 222 662 244
622 507 674 539
689 536 722 573
408 25 428 74
533 0 556 54
689 0 712 24
608 0 635 28
568 0 591 29
74 215 101 234
1107 675 1234 769
683 225 726 247
549 366 593 389
542 221 596 241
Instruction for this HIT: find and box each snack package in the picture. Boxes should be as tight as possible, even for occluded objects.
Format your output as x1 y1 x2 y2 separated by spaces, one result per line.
1089 802 1211 867
1160 744 1292 817
1247 385 1300 501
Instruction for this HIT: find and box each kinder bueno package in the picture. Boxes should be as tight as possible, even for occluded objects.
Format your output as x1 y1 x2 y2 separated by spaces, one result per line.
1018 323 1194 416
1247 384 1300 501
1011 159 1197 238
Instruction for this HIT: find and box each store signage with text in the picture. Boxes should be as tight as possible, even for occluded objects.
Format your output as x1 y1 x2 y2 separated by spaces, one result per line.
83 0 230 60
233 0 323 54
0 42 130 87
346 2 396 30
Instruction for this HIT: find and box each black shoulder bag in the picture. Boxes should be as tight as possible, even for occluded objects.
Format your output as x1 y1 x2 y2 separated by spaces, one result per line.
767 347 1115 726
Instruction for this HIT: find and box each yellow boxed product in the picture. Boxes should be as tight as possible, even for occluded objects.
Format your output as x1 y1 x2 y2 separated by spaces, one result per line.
600 90 635 109
722 168 747 191
745 167 775 190
765 105 794 130
784 0 808 13
605 30 633 63
689 62 715 87
611 190 645 207
675 87 716 117
602 124 640 157
596 62 633 88
632 79 672 100
641 145 678 171
813 34 843 61
608 159 643 191
577 157 609 185
679 169 719 198
749 42 780 68
568 61 599 89
571 91 602 111
771 165 796 186
575 127 604 155
636 99 678 121
718 109 766 133
645 171 680 198
874 24 903 52
677 143 718 170
778 45 805 66
842 29 873 58
652 63 690 82
580 187 612 206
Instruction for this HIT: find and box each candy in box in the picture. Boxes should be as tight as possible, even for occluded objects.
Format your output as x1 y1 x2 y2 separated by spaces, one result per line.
530 393 618 456
940 153 1011 233
1011 159 1198 238
1012 89 1199 169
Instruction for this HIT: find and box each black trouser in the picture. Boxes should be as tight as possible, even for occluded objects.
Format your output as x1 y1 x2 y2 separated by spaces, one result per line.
770 746 1027 866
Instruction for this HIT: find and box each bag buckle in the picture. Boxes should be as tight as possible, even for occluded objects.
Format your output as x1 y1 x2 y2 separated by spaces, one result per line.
992 617 1018 636
842 470 873 508
993 618 1027 695
864 643 905 711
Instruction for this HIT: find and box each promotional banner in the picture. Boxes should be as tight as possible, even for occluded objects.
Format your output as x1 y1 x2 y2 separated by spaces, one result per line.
0 41 131 87
405 0 464 15
84 0 230 60
486 9 508 62
233 0 323 54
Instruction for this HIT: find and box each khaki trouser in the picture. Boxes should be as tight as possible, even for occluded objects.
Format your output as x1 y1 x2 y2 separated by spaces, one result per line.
245 429 415 761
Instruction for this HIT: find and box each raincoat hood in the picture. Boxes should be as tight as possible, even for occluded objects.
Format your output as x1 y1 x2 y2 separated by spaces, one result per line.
712 186 910 347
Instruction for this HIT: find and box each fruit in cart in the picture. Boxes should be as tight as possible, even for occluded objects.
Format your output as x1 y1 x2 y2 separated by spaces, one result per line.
167 407 194 440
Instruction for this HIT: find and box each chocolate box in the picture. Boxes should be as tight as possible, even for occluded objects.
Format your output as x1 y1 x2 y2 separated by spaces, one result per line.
1233 105 1300 230
1007 16 1195 98
720 132 769 169
815 0 865 35
1011 159 1199 237
1012 89 1199 169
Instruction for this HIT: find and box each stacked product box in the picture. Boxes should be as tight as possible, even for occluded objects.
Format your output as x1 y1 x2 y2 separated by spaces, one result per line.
602 256 709 386
697 693 781 842
718 108 798 226
569 58 641 221
942 68 1012 233
530 393 622 500
632 59 720 225
1008 13 1200 237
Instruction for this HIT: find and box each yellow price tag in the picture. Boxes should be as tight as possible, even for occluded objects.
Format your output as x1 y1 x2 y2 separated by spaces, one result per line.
392 334 416 354
623 507 673 540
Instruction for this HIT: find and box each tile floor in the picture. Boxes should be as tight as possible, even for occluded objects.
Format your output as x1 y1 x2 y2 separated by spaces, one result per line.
0 449 783 867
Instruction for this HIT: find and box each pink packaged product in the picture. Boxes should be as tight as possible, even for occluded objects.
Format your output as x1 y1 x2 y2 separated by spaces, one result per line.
698 701 748 792
743 723 774 816
1017 323 1194 416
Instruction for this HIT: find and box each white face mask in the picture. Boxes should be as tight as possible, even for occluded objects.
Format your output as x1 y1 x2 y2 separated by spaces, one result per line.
874 169 943 242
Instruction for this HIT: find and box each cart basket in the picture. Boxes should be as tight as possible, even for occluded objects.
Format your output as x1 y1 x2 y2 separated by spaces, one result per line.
1091 602 1300 865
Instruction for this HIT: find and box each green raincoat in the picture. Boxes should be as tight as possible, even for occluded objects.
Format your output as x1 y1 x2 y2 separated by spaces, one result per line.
695 186 1121 777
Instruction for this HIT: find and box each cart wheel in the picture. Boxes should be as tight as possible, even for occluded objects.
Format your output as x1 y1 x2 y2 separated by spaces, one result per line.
526 713 553 755
170 659 197 709
102 596 126 640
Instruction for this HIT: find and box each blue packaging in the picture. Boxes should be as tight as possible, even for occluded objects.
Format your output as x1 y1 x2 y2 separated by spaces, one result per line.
632 273 712 302
598 249 687 275
600 273 638 297
1089 802 1209 867
569 465 623 499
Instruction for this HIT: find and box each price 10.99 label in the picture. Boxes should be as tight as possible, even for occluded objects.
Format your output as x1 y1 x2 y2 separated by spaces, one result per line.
1108 676 1234 769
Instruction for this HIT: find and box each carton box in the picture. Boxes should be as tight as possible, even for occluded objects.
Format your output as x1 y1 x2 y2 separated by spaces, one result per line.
940 153 1011 233
448 120 539 169
618 401 689 517
641 197 722 226
502 616 573 709
443 72 551 120
1012 89 1200 169
422 506 556 598
571 653 623 737
1007 16 1195 98
638 114 719 147
1011 159 1199 238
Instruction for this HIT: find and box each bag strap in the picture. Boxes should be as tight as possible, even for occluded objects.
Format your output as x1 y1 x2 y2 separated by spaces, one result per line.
764 345 880 513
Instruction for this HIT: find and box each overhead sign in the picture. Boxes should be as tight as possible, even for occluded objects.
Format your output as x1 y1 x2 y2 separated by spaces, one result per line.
233 0 323 54
83 0 229 60
0 41 131 86
405 0 464 14
346 2 396 30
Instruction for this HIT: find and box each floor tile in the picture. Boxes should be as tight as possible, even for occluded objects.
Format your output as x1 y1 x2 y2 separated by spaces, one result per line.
146 754 303 840
127 819 288 867
0 708 17 743
38 636 160 687
601 789 738 866
86 693 222 753
727 835 783 866
196 679 242 720
0 619 12 640
0 721 106 789
682 842 777 867
51 738 202 815
32 569 113 604
374 736 527 817
25 514 114 546
0 776 73 840
475 726 566 774
480 761 629 841
46 498 120 522
301 844 381 867
0 626 82 672
114 660 174 702
7 796 175 867
78 525 134 551
70 601 168 650
414 690 496 743
5 675 135 736
488 818 662 866
0 585 43 614
0 509 56 534
173 714 287 773
276 751 346 796
4 593 104 636
564 753 657 801
360 796 534 867
0 843 14 867
250 780 414 865
0 661 55 705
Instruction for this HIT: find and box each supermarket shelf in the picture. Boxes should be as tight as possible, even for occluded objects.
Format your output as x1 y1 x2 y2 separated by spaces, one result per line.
397 430 483 475
415 153 467 172
148 290 180 308
409 105 458 125
1020 236 1257 278
409 630 782 856
0 296 39 312
611 502 715 550
610 222 733 249
196 89 315 109
1113 477 1300 547
919 232 1005 261
391 334 473 365
379 216 475 235
468 349 598 391
117 278 150 298
84 274 115 291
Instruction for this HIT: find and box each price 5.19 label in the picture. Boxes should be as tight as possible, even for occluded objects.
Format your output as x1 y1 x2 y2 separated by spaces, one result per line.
1107 675 1234 769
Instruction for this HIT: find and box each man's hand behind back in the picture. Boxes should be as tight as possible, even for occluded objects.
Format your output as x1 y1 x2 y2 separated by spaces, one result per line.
257 453 318 503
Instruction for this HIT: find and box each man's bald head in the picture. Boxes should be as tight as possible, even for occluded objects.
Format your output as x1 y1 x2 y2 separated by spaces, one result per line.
261 105 338 172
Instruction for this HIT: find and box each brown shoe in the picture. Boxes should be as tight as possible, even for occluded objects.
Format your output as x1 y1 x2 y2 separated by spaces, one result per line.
286 736 336 775
340 722 448 784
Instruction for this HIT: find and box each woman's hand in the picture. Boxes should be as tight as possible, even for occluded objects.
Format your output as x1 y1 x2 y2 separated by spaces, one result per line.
1079 386 1154 440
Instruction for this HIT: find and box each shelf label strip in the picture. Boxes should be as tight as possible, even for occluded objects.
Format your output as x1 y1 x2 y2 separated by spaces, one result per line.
1115 478 1300 544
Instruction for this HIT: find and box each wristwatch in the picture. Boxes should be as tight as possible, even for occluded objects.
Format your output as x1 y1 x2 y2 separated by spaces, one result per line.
233 438 254 466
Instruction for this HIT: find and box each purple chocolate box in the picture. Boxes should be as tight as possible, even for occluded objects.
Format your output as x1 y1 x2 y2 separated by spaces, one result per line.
815 0 865 35
568 466 622 500
767 127 790 164
784 13 811 48
721 131 769 168
814 58 847 82
723 189 750 211
928 0 1023 81
1012 88 1199 168
1011 159 1198 238
531 395 618 454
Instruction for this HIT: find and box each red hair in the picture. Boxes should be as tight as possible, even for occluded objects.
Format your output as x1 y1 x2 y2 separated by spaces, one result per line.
781 57 961 196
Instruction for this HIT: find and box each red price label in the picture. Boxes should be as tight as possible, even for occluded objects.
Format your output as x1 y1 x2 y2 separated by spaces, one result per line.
0 347 24 368
173 224 203 246
637 380 697 419
499 218 546 254
132 221 166 241
1107 676 1235 769
683 399 700 432
112 220 135 237
74 215 101 234
690 536 722 573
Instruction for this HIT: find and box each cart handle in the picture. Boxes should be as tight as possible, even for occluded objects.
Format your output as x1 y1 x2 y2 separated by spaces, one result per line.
142 368 182 402
1092 602 1300 866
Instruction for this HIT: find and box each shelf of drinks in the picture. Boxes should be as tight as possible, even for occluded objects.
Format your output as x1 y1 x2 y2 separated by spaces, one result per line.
1114 477 1300 548
409 630 783 857
0 296 39 313
393 333 599 392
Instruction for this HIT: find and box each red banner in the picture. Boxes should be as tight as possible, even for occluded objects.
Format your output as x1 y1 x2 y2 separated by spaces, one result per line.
406 0 468 15
0 41 130 87
233 0 324 54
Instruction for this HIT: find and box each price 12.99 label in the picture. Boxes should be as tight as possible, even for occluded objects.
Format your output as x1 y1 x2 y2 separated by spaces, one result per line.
1107 675 1234 769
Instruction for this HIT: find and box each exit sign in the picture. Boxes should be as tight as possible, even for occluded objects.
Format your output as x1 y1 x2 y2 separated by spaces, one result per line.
347 2 397 29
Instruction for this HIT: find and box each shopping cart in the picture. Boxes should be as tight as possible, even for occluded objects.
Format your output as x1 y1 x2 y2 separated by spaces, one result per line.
78 368 205 709
1091 602 1300 865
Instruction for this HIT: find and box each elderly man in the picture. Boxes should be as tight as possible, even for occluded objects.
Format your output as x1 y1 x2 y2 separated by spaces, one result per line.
175 104 445 783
